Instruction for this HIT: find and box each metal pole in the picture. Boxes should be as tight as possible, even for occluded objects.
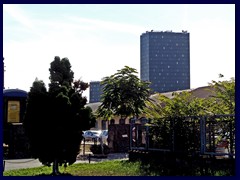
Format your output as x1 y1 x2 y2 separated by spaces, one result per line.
146 123 149 150
129 119 133 150
229 120 234 158
200 116 206 154
83 138 85 156
3 160 5 172
136 125 139 148
172 118 175 152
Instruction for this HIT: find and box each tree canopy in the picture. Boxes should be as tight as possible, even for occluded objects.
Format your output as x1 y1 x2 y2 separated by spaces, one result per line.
24 56 95 175
97 66 151 120
208 76 235 114
144 75 235 121
143 76 235 152
145 91 212 121
49 56 74 87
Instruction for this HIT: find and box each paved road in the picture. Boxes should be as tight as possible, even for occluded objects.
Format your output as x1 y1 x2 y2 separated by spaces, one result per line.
3 153 129 171
3 159 43 171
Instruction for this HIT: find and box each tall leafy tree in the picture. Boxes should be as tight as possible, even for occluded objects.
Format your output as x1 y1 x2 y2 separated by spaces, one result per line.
145 91 211 120
49 56 74 87
97 66 150 121
24 57 95 175
206 76 235 145
208 75 235 114
144 91 212 151
144 76 235 120
143 76 235 152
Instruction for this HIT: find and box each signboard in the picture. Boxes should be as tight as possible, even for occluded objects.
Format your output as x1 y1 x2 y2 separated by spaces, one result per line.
7 101 20 123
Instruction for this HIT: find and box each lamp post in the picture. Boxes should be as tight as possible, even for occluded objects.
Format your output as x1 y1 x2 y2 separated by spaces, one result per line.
3 57 4 89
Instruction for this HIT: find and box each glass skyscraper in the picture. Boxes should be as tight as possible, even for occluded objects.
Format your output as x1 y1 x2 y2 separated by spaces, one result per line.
140 30 190 93
89 81 102 103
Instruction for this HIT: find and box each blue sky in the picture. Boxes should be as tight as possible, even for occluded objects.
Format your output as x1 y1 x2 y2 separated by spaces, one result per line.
3 4 235 101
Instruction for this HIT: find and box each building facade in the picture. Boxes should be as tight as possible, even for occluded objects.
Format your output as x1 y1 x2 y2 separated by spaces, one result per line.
140 30 190 93
89 81 102 103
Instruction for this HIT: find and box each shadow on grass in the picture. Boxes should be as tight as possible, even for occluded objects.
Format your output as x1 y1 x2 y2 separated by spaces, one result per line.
36 173 73 176
120 159 234 176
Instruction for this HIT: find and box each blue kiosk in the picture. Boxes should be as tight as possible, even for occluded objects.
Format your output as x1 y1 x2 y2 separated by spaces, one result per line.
3 89 30 159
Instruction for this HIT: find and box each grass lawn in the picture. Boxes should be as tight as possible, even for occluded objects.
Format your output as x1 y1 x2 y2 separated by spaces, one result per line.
3 160 143 176
3 159 234 176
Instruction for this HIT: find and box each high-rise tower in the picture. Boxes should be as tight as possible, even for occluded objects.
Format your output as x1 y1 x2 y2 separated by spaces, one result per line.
140 30 190 93
89 81 102 103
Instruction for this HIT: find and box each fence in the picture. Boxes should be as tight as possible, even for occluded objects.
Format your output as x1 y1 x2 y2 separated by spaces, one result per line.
129 114 235 158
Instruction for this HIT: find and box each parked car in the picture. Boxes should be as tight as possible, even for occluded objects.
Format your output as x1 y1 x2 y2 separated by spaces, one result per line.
99 130 108 144
83 130 101 141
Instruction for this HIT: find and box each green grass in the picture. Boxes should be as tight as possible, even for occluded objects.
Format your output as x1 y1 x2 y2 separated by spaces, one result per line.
3 159 234 176
3 160 142 176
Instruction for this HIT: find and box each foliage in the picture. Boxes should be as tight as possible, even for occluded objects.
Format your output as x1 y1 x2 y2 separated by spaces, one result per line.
24 56 96 175
144 92 208 151
49 56 74 87
97 66 151 120
143 76 235 153
208 76 235 114
145 91 211 120
145 76 235 120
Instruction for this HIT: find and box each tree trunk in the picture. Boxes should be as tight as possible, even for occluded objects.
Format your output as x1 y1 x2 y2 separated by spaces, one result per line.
52 159 60 176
